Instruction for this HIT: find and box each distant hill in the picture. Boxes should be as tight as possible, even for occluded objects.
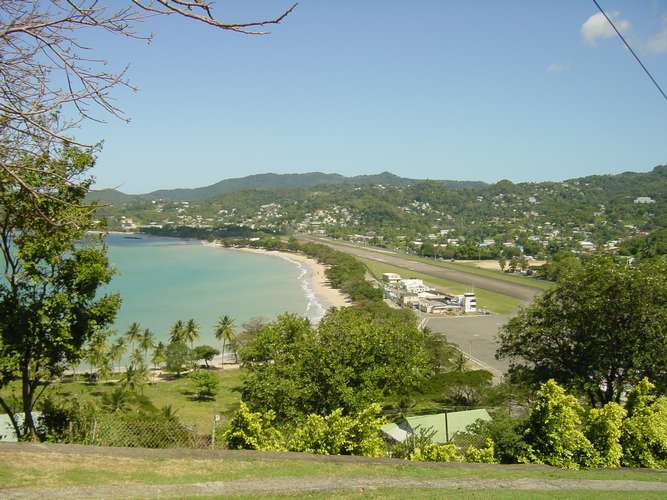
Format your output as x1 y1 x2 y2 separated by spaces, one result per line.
86 188 137 203
88 171 486 202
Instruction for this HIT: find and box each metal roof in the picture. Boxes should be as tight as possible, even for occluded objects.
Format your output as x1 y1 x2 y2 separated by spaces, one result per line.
381 409 491 444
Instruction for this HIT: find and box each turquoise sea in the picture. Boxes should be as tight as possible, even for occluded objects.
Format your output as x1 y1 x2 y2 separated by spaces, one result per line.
104 234 311 345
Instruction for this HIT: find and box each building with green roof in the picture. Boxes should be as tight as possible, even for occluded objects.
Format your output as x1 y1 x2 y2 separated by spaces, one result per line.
381 409 491 444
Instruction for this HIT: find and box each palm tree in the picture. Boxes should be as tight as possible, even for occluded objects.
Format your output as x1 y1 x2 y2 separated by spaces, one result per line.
160 404 179 421
122 364 148 394
214 315 236 368
110 337 127 376
125 322 142 349
183 318 200 349
138 328 156 367
85 331 110 384
152 341 167 370
102 387 132 413
129 348 145 369
169 320 186 344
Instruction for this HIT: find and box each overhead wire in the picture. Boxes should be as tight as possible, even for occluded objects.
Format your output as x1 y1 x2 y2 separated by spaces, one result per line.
592 0 667 102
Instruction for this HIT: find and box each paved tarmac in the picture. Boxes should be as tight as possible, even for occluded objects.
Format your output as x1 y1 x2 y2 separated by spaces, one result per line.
422 314 512 379
304 238 542 302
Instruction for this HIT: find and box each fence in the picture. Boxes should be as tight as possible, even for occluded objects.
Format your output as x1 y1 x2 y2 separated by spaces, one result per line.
63 414 213 449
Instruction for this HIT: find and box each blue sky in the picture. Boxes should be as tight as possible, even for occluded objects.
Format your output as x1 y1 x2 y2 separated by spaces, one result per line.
79 1 667 193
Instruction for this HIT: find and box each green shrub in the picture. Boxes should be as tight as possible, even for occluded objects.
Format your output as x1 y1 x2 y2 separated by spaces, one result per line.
463 413 528 464
390 426 437 459
37 394 98 442
223 402 285 451
584 402 626 468
520 379 595 469
464 439 498 464
621 378 667 468
289 404 385 457
410 443 463 463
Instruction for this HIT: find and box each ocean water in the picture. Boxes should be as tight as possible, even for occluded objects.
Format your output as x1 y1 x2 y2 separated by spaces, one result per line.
103 234 313 345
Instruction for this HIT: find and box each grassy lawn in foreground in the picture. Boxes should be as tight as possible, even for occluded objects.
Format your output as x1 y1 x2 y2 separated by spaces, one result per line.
361 258 521 315
269 490 667 500
1 447 666 493
0 368 244 431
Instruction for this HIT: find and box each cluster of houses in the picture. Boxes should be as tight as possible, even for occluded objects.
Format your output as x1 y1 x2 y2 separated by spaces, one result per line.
382 273 477 315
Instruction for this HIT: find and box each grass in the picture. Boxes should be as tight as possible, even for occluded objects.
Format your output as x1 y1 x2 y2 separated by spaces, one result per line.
271 491 667 500
361 258 521 315
0 368 244 431
1 447 667 495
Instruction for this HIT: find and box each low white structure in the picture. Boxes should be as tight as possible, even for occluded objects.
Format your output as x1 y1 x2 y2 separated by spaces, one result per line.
579 241 596 251
382 272 402 283
399 279 427 294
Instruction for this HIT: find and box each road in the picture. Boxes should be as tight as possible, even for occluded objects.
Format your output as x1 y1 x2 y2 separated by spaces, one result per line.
422 314 512 380
300 237 542 303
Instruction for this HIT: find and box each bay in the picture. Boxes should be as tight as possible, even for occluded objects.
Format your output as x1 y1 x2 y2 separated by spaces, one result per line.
104 234 309 346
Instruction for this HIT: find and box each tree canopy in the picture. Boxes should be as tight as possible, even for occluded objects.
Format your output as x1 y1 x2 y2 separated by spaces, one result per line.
497 255 667 406
0 147 120 438
240 308 432 421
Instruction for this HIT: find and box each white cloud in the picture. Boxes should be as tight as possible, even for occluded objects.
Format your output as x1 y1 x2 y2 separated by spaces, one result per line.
581 11 630 45
546 63 569 73
647 16 667 53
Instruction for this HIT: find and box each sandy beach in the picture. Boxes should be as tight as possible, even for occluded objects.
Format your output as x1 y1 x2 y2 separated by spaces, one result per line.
206 243 350 320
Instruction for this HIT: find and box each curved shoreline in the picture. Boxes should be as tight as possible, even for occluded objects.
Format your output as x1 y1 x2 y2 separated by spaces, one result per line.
204 243 350 322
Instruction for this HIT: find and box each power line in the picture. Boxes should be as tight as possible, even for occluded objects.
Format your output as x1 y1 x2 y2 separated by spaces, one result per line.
592 0 667 103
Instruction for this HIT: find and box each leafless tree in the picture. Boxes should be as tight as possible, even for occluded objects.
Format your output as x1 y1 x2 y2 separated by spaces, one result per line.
0 1 297 205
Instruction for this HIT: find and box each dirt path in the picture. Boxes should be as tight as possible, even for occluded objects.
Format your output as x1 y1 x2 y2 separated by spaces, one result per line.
4 476 667 499
302 237 542 303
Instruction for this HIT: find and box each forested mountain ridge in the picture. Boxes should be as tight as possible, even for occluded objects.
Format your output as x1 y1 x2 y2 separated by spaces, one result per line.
88 171 487 203
93 165 666 259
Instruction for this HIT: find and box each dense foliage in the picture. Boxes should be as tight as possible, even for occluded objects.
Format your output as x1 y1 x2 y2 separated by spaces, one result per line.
621 379 667 468
498 255 667 406
239 308 431 421
0 148 120 439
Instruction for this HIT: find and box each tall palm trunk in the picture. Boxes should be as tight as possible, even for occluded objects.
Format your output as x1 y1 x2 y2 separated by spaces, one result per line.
221 337 226 369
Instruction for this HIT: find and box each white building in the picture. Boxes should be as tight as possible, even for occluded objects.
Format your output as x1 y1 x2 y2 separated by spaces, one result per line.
399 279 427 294
634 197 655 204
579 241 596 251
463 292 477 313
382 272 402 283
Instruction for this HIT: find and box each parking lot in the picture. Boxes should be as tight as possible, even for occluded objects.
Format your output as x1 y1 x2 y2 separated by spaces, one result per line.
423 314 512 381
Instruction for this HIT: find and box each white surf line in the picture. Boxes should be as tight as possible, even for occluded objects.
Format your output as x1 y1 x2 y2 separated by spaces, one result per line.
270 252 327 323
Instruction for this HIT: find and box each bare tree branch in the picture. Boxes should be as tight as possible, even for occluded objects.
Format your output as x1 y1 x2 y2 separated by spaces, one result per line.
0 1 297 221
